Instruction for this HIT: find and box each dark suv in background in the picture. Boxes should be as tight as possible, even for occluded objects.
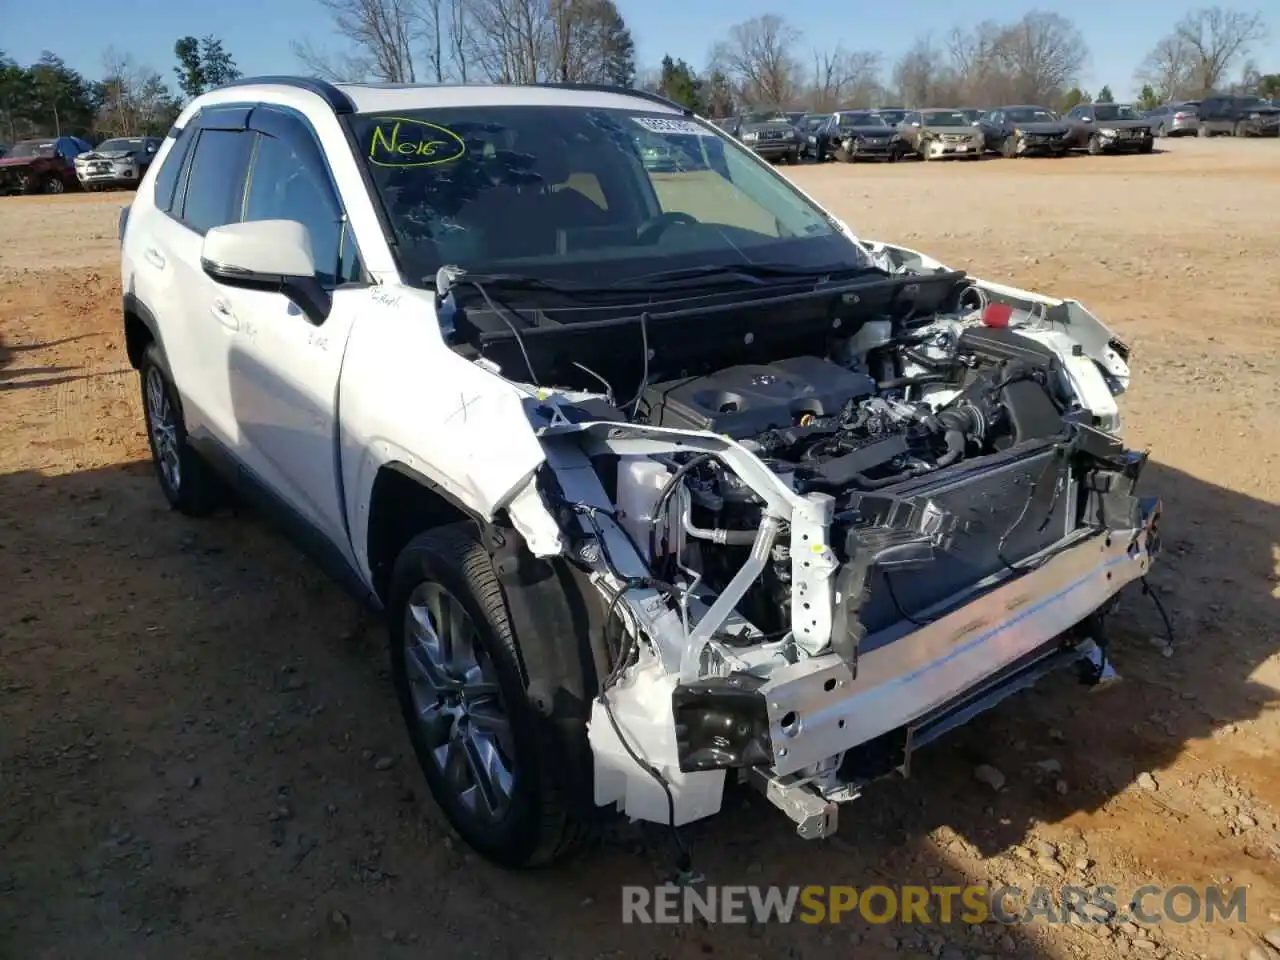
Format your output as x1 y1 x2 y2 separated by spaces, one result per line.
1197 95 1280 136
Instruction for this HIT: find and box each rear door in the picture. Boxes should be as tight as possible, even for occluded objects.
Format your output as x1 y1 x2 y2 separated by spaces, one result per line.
145 107 255 445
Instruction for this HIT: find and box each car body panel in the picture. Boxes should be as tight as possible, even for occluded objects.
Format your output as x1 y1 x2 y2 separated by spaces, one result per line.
1063 104 1154 151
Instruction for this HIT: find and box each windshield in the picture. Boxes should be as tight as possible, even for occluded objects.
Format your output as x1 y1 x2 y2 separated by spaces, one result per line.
959 109 983 122
838 112 882 126
351 107 865 286
1094 104 1140 121
7 141 55 159
96 138 145 152
1005 108 1057 123
873 110 906 125
922 111 970 126
803 115 826 130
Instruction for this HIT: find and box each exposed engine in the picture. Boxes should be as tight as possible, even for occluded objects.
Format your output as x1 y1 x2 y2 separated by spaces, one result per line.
623 308 1093 645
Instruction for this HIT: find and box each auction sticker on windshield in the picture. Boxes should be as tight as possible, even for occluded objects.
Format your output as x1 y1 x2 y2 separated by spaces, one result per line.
367 117 467 167
631 117 711 136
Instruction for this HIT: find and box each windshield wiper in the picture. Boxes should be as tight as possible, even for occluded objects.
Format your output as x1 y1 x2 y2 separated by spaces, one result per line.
604 263 864 290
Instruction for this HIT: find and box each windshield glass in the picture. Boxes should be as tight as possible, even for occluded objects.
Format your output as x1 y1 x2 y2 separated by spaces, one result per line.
96 138 144 152
1094 104 1140 121
1005 108 1057 123
803 115 826 129
873 110 906 125
922 111 970 126
351 107 865 286
959 109 983 122
838 112 882 126
8 141 55 159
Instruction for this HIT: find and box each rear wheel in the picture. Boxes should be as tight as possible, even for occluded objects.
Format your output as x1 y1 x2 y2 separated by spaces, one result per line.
389 525 591 868
139 343 225 516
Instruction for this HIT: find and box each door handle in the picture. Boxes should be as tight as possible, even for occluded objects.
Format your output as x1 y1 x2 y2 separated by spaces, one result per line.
143 247 166 269
211 298 240 331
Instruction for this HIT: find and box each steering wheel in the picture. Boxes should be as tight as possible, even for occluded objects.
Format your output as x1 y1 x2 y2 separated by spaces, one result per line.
636 211 698 244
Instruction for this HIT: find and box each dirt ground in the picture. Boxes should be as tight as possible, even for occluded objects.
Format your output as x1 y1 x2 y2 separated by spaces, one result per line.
2 136 1279 960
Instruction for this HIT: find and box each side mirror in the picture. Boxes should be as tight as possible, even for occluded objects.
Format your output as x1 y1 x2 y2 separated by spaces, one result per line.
201 219 331 325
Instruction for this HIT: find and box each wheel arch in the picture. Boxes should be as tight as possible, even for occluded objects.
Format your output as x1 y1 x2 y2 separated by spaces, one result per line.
122 292 163 370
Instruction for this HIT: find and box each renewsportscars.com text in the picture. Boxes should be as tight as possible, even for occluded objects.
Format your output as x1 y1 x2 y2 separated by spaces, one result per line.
621 884 1248 926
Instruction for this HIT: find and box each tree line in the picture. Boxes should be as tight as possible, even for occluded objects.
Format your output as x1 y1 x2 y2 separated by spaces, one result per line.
292 0 636 86
643 6 1274 116
0 36 241 144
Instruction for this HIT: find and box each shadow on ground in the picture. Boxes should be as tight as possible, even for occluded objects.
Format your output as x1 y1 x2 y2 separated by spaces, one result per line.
0 450 1275 959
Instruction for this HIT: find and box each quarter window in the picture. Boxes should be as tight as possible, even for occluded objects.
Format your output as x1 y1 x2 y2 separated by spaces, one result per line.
153 124 197 214
179 128 253 235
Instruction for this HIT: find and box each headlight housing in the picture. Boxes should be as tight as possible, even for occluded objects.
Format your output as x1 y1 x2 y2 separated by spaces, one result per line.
743 131 759 141
1100 127 1117 136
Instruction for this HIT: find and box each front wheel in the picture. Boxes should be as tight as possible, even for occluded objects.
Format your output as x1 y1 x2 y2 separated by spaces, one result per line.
1000 135 1018 159
389 525 590 868
139 343 225 516
1087 133 1104 155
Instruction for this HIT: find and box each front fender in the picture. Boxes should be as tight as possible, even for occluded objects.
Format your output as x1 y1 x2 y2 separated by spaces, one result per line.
339 287 564 583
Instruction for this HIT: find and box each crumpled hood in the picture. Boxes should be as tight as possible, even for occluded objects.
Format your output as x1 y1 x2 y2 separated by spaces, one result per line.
838 124 897 137
1008 120 1070 135
1092 118 1151 132
80 150 135 161
921 124 983 137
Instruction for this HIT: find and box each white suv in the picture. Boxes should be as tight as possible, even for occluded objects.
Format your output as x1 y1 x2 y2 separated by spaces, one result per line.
119 77 1161 869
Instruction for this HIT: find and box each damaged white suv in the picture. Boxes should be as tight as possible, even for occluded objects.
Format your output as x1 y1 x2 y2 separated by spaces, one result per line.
118 77 1162 868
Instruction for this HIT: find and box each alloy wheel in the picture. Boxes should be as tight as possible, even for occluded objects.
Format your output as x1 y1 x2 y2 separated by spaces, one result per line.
403 582 515 822
144 365 181 493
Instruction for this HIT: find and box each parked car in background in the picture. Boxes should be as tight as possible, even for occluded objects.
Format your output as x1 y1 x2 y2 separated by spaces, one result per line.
1063 103 1154 154
0 136 91 194
1196 95 1279 137
869 107 908 128
74 136 163 190
1143 102 1200 136
736 110 803 163
986 105 1071 157
957 107 1002 151
818 110 906 162
798 112 830 160
900 108 986 160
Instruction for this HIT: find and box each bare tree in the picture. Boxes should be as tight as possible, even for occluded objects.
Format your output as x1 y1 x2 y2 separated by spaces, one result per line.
945 21 1010 104
810 46 882 111
1173 6 1268 94
98 47 178 137
1134 34 1197 102
713 15 803 107
891 36 959 107
993 11 1088 104
293 0 423 83
448 0 471 81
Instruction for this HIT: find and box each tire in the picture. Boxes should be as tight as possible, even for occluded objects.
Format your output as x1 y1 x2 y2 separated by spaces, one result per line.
1139 138 1154 154
139 342 225 516
389 524 590 868
1196 124 1207 137
1232 121 1244 137
1087 133 1103 156
1156 123 1167 138
1000 135 1018 159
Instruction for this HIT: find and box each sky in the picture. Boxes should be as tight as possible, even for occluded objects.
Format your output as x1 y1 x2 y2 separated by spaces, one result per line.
2 0 1276 102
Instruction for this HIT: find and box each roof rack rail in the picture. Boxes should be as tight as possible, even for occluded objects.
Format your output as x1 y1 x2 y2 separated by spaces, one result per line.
532 82 692 116
213 76 356 115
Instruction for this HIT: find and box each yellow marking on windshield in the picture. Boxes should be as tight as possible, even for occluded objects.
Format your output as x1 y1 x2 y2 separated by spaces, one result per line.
367 117 467 168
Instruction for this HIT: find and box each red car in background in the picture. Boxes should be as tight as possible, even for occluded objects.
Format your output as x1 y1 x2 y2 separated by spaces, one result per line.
0 136 92 195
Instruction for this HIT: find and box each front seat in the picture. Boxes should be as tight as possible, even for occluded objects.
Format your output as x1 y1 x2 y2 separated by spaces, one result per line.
459 137 609 260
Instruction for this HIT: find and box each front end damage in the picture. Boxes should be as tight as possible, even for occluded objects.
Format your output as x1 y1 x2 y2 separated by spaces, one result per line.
491 248 1160 840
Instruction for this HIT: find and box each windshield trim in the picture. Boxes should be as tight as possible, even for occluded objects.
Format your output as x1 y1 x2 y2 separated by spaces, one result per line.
341 104 867 289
